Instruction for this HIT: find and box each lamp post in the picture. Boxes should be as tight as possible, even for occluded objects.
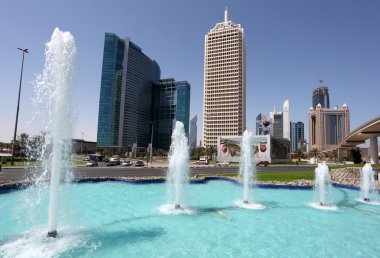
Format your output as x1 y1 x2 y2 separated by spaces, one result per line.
11 48 28 165
150 122 155 167
81 131 84 155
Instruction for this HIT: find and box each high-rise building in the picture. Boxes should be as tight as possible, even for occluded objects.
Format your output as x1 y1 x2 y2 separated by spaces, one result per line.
153 79 190 150
312 80 330 109
308 104 350 151
290 121 304 152
202 8 246 148
283 100 290 140
270 111 283 139
189 115 197 148
97 33 161 149
256 113 262 135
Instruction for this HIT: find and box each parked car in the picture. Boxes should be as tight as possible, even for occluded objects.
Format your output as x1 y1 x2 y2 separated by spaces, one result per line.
256 161 270 166
106 160 119 166
86 160 98 167
83 157 90 161
196 156 209 165
121 160 132 166
135 160 145 167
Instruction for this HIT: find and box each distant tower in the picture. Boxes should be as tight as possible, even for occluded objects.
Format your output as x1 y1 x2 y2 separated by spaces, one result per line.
308 104 350 151
270 111 283 139
312 80 330 109
291 121 304 152
256 113 262 135
202 7 246 148
283 100 290 140
189 115 198 148
153 79 191 151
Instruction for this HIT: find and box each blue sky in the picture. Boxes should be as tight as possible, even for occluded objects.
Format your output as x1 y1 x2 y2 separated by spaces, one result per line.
0 0 379 144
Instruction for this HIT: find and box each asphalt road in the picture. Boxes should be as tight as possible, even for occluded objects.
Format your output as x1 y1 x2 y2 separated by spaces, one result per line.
0 165 316 184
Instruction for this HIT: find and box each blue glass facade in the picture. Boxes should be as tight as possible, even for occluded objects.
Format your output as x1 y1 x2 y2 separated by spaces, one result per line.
97 33 161 149
153 80 191 150
312 86 330 109
97 33 125 147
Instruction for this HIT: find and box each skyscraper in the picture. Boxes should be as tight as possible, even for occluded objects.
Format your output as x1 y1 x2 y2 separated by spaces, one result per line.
308 104 350 151
256 113 262 135
189 115 197 148
312 80 330 109
153 79 191 150
291 121 304 152
97 33 161 149
270 111 283 139
202 8 246 148
283 100 290 140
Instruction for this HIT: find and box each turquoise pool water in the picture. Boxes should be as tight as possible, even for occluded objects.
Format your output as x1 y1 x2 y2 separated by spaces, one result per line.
1 180 379 257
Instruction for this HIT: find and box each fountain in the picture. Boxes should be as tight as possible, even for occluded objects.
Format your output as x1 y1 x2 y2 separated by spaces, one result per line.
160 121 190 214
360 163 377 203
34 28 77 237
235 130 264 209
310 161 336 210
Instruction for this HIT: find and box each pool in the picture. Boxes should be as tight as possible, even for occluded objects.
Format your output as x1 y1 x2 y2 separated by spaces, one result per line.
1 180 379 257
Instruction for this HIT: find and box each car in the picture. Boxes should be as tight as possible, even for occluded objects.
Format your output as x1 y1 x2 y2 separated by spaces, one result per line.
83 157 90 161
134 160 145 167
121 160 132 166
217 162 230 167
86 160 98 167
106 160 119 166
256 161 270 166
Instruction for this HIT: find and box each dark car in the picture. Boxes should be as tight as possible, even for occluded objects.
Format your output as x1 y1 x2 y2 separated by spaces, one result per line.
256 161 270 166
135 160 144 167
86 160 98 167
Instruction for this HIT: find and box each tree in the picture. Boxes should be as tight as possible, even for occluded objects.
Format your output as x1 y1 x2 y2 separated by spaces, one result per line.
308 148 321 162
293 149 304 164
351 148 362 164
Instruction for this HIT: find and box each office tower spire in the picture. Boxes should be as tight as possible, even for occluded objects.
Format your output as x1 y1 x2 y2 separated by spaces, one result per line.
202 9 246 148
224 7 228 25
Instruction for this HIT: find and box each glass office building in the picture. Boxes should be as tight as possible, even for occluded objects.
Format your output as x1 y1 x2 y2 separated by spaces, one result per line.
290 121 305 152
312 84 330 109
97 33 161 149
153 79 191 150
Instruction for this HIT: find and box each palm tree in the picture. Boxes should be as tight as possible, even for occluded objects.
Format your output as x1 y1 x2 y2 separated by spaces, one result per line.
293 149 303 165
308 148 321 163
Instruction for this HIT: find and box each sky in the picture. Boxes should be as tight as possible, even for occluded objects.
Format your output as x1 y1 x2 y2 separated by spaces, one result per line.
0 0 379 145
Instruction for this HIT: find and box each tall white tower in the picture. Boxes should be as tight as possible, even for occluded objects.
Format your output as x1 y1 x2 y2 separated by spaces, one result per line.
202 8 246 148
283 99 290 140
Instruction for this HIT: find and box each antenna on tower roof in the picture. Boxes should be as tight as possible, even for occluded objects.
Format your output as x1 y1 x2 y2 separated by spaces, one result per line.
224 6 228 25
316 68 324 87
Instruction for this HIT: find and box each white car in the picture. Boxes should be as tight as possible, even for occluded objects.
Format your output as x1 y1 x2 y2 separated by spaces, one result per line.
121 160 132 166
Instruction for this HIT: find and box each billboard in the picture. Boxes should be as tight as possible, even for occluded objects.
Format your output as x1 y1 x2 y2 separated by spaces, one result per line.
217 135 271 163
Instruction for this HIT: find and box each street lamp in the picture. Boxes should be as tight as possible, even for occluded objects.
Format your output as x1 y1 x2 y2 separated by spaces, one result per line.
150 122 155 167
81 131 84 155
11 48 28 165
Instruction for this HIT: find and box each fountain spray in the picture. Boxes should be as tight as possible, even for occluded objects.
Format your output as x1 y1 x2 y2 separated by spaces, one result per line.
314 161 333 207
239 130 254 204
361 163 376 202
167 121 189 209
34 28 77 237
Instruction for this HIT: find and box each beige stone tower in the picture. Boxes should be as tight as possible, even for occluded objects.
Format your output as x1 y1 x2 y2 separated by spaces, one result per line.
202 8 246 148
308 103 350 151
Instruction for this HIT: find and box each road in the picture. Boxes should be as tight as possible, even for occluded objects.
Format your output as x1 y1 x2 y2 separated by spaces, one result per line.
0 165 316 185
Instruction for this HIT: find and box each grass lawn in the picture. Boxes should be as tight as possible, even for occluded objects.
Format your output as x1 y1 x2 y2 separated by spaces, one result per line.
198 170 315 182
1 159 87 167
257 171 315 182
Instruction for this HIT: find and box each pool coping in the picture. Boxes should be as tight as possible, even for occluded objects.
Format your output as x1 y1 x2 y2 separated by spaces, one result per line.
2 175 375 194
